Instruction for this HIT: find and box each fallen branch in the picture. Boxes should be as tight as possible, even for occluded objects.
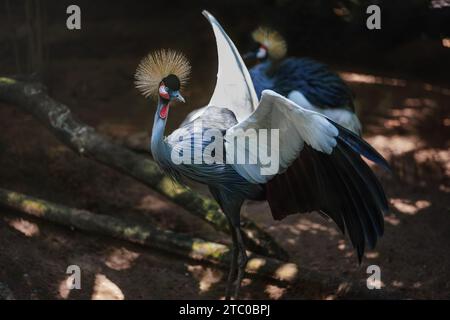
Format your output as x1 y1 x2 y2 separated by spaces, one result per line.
0 188 295 283
0 77 288 261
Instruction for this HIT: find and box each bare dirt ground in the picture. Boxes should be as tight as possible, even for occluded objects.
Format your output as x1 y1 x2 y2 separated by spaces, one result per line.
0 3 449 300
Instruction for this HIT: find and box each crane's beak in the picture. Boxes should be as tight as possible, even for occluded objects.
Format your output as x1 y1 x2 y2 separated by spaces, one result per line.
175 93 185 103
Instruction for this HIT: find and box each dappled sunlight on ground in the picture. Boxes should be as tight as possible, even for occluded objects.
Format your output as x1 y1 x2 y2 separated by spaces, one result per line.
403 97 437 108
266 215 341 240
91 274 125 300
104 247 140 271
58 278 70 299
442 38 450 48
293 219 340 237
246 257 267 272
390 198 431 216
414 149 449 173
186 265 223 294
265 284 286 300
58 274 77 299
6 218 40 237
240 278 252 288
359 78 449 192
365 252 379 259
367 135 422 156
384 213 401 226
274 263 298 282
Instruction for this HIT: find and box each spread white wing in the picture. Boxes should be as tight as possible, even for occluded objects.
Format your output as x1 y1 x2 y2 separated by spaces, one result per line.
198 10 258 123
225 90 339 184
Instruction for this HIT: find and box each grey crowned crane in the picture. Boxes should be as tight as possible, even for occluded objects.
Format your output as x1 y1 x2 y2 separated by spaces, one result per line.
135 11 389 300
243 27 362 135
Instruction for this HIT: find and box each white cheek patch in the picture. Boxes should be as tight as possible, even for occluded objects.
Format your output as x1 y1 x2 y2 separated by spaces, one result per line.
159 85 170 99
256 47 267 59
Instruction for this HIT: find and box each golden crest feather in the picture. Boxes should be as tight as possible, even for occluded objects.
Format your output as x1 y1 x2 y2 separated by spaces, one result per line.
252 27 287 60
135 49 191 98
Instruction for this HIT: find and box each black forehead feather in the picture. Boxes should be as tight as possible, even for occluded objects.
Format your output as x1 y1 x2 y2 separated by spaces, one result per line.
163 74 181 91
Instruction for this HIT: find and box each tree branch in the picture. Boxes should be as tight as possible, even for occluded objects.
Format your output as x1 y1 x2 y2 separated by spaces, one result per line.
0 77 288 261
0 188 295 283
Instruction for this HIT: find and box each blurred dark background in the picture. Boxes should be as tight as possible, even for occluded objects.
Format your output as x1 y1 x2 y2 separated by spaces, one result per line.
1 0 449 82
0 0 449 300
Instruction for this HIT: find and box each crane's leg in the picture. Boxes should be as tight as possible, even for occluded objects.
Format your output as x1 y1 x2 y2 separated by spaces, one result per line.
225 218 238 300
233 225 248 299
208 187 246 299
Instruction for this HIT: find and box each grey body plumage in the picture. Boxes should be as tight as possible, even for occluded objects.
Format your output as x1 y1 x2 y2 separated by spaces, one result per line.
155 105 264 225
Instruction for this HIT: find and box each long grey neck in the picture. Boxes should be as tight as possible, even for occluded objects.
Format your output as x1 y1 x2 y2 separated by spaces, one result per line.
150 98 169 164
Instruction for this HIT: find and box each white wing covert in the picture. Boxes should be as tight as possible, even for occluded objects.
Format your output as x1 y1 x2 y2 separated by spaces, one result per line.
225 90 339 184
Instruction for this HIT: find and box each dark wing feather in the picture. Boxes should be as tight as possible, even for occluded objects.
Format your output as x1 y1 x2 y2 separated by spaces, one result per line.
331 119 391 172
266 136 388 262
274 58 355 111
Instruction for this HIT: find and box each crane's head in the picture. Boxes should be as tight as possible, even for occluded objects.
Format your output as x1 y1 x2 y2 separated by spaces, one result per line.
135 49 191 119
243 27 287 63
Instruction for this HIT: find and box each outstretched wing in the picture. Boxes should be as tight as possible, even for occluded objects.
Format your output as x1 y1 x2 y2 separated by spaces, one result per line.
225 89 389 261
225 90 340 184
201 10 258 122
225 90 388 184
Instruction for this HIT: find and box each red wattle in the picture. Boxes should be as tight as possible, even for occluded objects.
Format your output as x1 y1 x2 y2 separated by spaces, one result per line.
159 104 169 119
